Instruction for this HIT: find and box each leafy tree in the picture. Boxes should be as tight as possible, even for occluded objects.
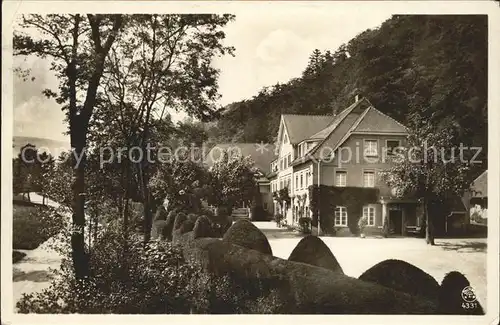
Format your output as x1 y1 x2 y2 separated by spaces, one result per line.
14 13 235 275
380 112 473 245
41 151 74 210
176 118 209 148
14 14 124 278
34 151 55 205
149 157 210 214
12 144 46 201
97 14 234 242
272 187 291 216
207 151 258 213
302 48 324 77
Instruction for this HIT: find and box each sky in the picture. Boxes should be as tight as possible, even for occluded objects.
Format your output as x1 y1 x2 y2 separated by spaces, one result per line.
13 11 391 143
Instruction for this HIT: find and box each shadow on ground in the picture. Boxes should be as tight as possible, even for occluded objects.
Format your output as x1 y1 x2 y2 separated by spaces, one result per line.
13 270 54 282
436 241 487 253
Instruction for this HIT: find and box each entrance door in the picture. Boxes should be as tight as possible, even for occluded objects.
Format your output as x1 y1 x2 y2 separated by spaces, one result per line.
389 209 403 235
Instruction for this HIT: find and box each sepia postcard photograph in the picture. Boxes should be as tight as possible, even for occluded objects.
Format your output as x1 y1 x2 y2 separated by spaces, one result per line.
1 1 499 325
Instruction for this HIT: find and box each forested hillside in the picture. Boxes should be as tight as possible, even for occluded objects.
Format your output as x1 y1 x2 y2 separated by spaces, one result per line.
208 15 487 164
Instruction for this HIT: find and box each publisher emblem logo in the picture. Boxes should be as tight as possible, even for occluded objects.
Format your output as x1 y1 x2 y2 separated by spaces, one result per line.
461 286 477 303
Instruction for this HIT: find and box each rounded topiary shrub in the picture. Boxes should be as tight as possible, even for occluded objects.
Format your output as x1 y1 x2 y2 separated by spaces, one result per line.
184 239 439 314
439 271 484 315
187 213 199 224
180 220 195 234
152 220 169 240
153 205 168 222
193 215 214 239
358 259 440 302
223 219 272 255
173 212 187 231
288 235 343 273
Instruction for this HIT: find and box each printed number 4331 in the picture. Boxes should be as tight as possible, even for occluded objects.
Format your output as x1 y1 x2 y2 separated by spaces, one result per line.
462 302 478 309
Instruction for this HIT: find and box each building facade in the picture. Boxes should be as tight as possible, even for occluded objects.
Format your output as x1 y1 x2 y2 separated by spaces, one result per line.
268 96 423 236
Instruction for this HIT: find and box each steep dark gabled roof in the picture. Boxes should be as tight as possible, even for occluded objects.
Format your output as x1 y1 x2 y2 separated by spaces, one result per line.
204 143 277 174
470 170 487 198
291 98 410 166
306 104 355 141
352 106 407 134
291 98 372 165
282 114 336 144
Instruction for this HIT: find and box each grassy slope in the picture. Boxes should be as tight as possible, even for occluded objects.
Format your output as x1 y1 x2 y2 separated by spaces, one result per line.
13 201 62 250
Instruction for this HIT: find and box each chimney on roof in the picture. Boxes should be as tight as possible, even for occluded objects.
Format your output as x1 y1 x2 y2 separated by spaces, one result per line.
352 88 361 103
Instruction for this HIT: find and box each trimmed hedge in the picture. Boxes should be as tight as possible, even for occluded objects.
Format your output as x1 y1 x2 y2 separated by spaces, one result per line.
193 216 214 239
439 271 484 315
358 259 440 303
223 220 273 255
187 213 199 224
179 236 438 314
153 205 168 222
288 235 343 273
309 185 379 235
152 220 169 240
181 219 195 234
173 212 187 231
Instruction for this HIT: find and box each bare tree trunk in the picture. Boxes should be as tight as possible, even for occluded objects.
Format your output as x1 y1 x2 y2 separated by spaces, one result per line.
139 161 153 243
88 207 93 253
93 211 98 248
122 158 130 236
71 146 89 278
139 105 153 243
425 199 435 245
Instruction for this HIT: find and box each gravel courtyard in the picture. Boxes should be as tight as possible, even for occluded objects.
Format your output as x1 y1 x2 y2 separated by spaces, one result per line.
255 221 488 308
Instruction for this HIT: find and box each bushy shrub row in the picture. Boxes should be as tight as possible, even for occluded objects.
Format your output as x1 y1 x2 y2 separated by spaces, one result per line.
190 272 290 313
152 205 232 241
274 213 284 227
298 217 311 234
16 214 485 314
16 230 202 314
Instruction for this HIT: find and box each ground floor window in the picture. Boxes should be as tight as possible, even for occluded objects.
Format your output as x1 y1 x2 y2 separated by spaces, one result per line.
363 206 376 226
334 206 348 226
